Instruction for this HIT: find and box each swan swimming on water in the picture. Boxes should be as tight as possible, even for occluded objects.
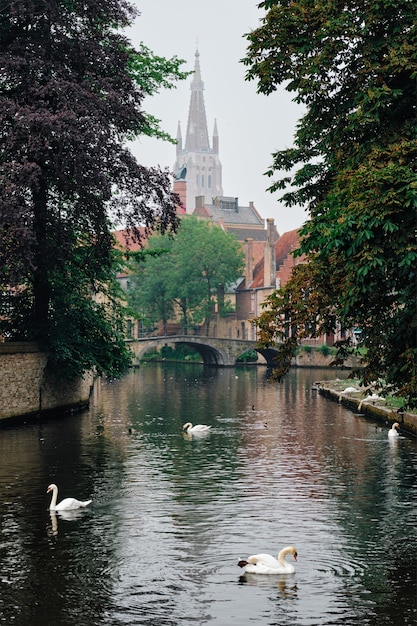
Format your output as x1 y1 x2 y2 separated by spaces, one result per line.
388 422 400 438
47 483 92 511
182 422 211 434
238 546 298 574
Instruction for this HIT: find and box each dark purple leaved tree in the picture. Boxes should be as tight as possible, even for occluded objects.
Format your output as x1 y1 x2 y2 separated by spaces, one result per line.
0 0 182 377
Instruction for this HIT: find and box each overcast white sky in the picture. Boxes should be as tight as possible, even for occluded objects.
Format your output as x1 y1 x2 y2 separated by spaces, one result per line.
126 0 308 234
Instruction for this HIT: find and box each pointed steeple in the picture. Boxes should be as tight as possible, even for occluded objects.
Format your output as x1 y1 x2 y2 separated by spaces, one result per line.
185 50 210 152
173 49 223 212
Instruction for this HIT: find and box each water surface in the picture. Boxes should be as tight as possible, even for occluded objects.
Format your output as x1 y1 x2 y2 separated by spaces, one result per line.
1 364 416 625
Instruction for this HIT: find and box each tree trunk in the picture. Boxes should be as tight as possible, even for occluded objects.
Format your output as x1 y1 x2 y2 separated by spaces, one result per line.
32 178 51 340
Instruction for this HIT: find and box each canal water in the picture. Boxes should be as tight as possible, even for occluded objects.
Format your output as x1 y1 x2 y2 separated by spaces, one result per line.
0 364 416 626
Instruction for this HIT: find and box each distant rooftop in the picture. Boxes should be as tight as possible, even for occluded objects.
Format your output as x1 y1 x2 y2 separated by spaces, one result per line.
193 196 264 228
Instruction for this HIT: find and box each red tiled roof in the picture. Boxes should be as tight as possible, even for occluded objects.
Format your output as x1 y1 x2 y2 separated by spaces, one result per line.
240 228 301 290
113 228 148 252
250 264 265 289
193 205 212 219
275 229 300 267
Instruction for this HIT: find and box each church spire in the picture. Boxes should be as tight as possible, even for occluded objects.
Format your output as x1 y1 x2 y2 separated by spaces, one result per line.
185 50 210 152
173 49 223 212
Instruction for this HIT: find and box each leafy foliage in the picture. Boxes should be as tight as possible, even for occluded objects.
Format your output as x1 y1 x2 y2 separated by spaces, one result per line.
243 0 417 405
127 238 176 335
0 1 186 378
127 42 191 142
128 216 245 335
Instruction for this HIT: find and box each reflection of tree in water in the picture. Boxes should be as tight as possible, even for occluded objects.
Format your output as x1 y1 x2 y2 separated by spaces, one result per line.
2 364 416 625
318 425 417 623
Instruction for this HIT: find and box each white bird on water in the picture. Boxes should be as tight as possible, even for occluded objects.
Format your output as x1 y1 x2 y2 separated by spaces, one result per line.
388 422 400 438
47 483 92 511
238 546 298 575
182 422 211 434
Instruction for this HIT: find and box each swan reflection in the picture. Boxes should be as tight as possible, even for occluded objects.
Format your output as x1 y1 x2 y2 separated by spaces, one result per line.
47 508 88 536
239 574 298 597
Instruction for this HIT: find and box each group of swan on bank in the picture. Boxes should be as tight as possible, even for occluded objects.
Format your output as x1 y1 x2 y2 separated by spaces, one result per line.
337 387 406 439
338 387 385 412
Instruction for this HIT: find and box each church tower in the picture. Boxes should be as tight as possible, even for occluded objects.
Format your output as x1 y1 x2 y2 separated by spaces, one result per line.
173 50 223 212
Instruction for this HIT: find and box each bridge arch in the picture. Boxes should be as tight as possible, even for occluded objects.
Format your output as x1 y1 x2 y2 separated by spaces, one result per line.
253 347 281 367
130 336 230 366
129 336 281 368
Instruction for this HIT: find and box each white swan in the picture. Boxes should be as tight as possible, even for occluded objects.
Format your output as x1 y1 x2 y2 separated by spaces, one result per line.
182 422 211 434
388 422 400 438
341 387 360 394
238 546 297 574
47 483 92 511
358 393 384 411
338 387 360 402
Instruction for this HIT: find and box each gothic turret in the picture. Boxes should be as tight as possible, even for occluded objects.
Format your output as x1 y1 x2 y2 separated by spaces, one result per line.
212 119 219 155
176 121 183 153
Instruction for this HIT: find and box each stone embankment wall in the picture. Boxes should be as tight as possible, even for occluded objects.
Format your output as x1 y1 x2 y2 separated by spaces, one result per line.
318 385 417 437
293 351 359 369
0 342 93 422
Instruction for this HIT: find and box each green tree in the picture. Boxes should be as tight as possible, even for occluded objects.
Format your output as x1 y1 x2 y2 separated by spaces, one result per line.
0 1 187 378
174 217 245 334
128 239 176 336
243 0 417 404
128 216 245 335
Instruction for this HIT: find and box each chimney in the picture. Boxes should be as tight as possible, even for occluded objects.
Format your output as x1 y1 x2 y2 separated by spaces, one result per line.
195 196 205 209
264 218 277 287
173 179 187 213
245 238 254 286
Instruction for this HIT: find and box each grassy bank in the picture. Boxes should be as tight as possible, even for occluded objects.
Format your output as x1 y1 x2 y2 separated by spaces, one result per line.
316 377 417 436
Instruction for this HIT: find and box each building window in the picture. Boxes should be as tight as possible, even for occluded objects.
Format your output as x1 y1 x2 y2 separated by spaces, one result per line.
250 291 255 314
196 175 199 186
208 175 212 188
201 175 204 187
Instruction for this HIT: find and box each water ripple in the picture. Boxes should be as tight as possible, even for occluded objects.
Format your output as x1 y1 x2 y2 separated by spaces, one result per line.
1 367 416 626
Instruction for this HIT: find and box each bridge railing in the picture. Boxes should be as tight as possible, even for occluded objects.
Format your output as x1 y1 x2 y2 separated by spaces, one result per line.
131 326 203 340
132 323 259 342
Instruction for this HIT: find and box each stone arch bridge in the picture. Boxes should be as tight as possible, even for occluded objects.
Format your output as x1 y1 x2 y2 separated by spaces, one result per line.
128 336 281 367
